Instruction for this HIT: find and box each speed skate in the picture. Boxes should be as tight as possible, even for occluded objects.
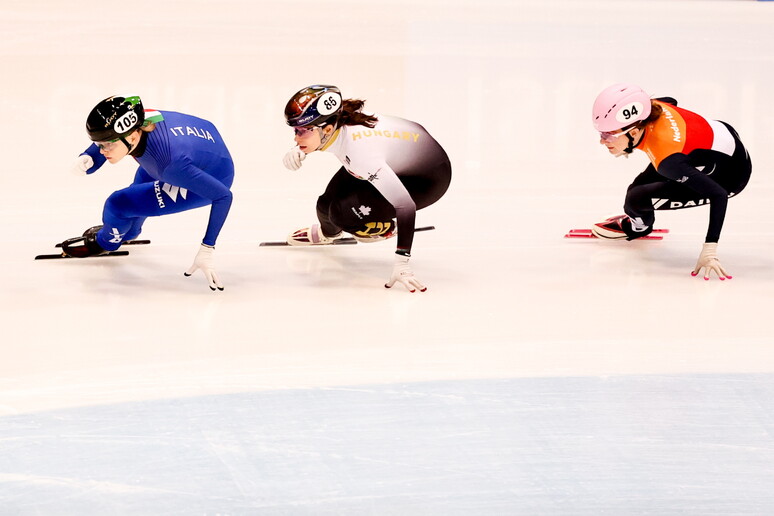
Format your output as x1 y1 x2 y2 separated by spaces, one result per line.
564 228 669 240
564 214 669 240
35 238 151 260
260 225 435 247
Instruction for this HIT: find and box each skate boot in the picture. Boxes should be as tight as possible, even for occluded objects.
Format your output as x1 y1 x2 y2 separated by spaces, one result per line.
287 223 343 246
352 220 396 243
591 215 652 240
61 225 108 257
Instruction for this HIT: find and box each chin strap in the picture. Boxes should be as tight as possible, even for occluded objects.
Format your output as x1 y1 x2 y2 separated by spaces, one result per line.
120 137 133 152
316 115 342 150
622 127 645 155
318 126 334 148
119 131 148 157
129 131 148 157
622 133 637 155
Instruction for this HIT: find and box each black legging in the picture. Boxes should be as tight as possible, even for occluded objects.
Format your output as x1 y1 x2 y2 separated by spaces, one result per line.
624 123 751 241
316 161 451 246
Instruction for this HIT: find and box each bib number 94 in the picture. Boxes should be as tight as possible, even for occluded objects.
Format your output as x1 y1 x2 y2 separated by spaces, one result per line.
616 101 644 123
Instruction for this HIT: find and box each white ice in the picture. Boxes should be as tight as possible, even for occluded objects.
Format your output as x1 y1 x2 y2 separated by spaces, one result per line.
2 0 774 514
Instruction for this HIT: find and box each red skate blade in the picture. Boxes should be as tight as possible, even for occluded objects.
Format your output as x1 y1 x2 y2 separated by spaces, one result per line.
567 228 669 234
564 231 664 241
563 232 598 239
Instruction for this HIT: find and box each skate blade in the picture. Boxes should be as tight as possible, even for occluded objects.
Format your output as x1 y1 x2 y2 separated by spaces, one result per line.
564 229 664 241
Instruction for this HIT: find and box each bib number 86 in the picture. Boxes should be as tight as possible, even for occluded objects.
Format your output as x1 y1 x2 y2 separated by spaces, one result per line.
317 91 342 116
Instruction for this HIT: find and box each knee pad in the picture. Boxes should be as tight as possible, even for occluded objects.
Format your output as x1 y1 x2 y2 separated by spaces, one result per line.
354 220 394 237
353 220 396 242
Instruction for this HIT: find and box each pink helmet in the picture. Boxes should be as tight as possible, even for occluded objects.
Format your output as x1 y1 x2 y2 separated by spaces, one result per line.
592 83 652 132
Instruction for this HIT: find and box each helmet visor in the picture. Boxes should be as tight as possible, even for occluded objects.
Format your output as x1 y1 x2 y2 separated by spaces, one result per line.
599 125 637 142
293 126 319 136
95 138 121 151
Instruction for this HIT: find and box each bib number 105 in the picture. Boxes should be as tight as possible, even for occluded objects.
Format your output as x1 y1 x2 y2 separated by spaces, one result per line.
114 111 139 133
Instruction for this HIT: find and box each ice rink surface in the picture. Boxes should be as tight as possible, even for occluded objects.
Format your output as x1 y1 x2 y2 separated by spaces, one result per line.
2 0 774 514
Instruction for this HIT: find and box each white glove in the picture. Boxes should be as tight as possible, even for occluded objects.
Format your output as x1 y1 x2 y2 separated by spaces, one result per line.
384 254 427 293
691 242 731 281
282 146 306 171
70 154 94 176
184 244 224 291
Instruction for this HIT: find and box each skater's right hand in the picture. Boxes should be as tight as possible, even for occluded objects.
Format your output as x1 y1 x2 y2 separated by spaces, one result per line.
70 154 94 176
282 146 306 171
184 244 224 291
385 254 427 293
691 242 731 281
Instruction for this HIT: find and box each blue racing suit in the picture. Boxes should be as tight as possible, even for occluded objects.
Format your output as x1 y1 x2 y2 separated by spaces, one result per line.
80 110 235 251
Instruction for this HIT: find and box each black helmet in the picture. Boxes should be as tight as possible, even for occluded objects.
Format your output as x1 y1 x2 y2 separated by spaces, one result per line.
284 85 342 127
86 95 145 142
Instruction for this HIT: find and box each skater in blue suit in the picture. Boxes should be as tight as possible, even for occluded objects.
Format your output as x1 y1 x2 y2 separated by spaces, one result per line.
64 95 234 291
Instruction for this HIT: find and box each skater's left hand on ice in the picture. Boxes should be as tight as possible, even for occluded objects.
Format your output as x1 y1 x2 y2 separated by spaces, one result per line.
691 242 731 281
282 146 306 171
385 253 427 293
184 244 224 291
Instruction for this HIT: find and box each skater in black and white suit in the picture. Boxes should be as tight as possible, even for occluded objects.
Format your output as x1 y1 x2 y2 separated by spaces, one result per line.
282 85 452 293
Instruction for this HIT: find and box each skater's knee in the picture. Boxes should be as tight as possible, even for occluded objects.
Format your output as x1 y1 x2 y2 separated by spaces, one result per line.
316 193 332 211
624 185 646 203
105 189 134 213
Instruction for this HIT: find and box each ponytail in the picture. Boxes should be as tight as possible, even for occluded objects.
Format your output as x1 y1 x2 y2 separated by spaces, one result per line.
641 100 663 127
336 99 378 128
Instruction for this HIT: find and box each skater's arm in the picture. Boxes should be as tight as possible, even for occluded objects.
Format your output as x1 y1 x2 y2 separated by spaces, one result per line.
657 153 729 242
162 160 233 247
365 162 417 253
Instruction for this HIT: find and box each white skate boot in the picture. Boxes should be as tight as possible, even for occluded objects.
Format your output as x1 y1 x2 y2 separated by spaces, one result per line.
591 215 630 239
591 214 653 240
286 223 343 246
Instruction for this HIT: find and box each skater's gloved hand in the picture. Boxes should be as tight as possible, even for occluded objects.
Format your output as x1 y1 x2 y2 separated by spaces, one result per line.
385 253 427 293
691 242 731 281
184 244 224 291
282 146 306 171
70 154 94 176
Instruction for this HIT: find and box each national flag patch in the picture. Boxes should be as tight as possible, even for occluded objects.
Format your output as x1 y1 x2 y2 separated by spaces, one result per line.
144 109 164 124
